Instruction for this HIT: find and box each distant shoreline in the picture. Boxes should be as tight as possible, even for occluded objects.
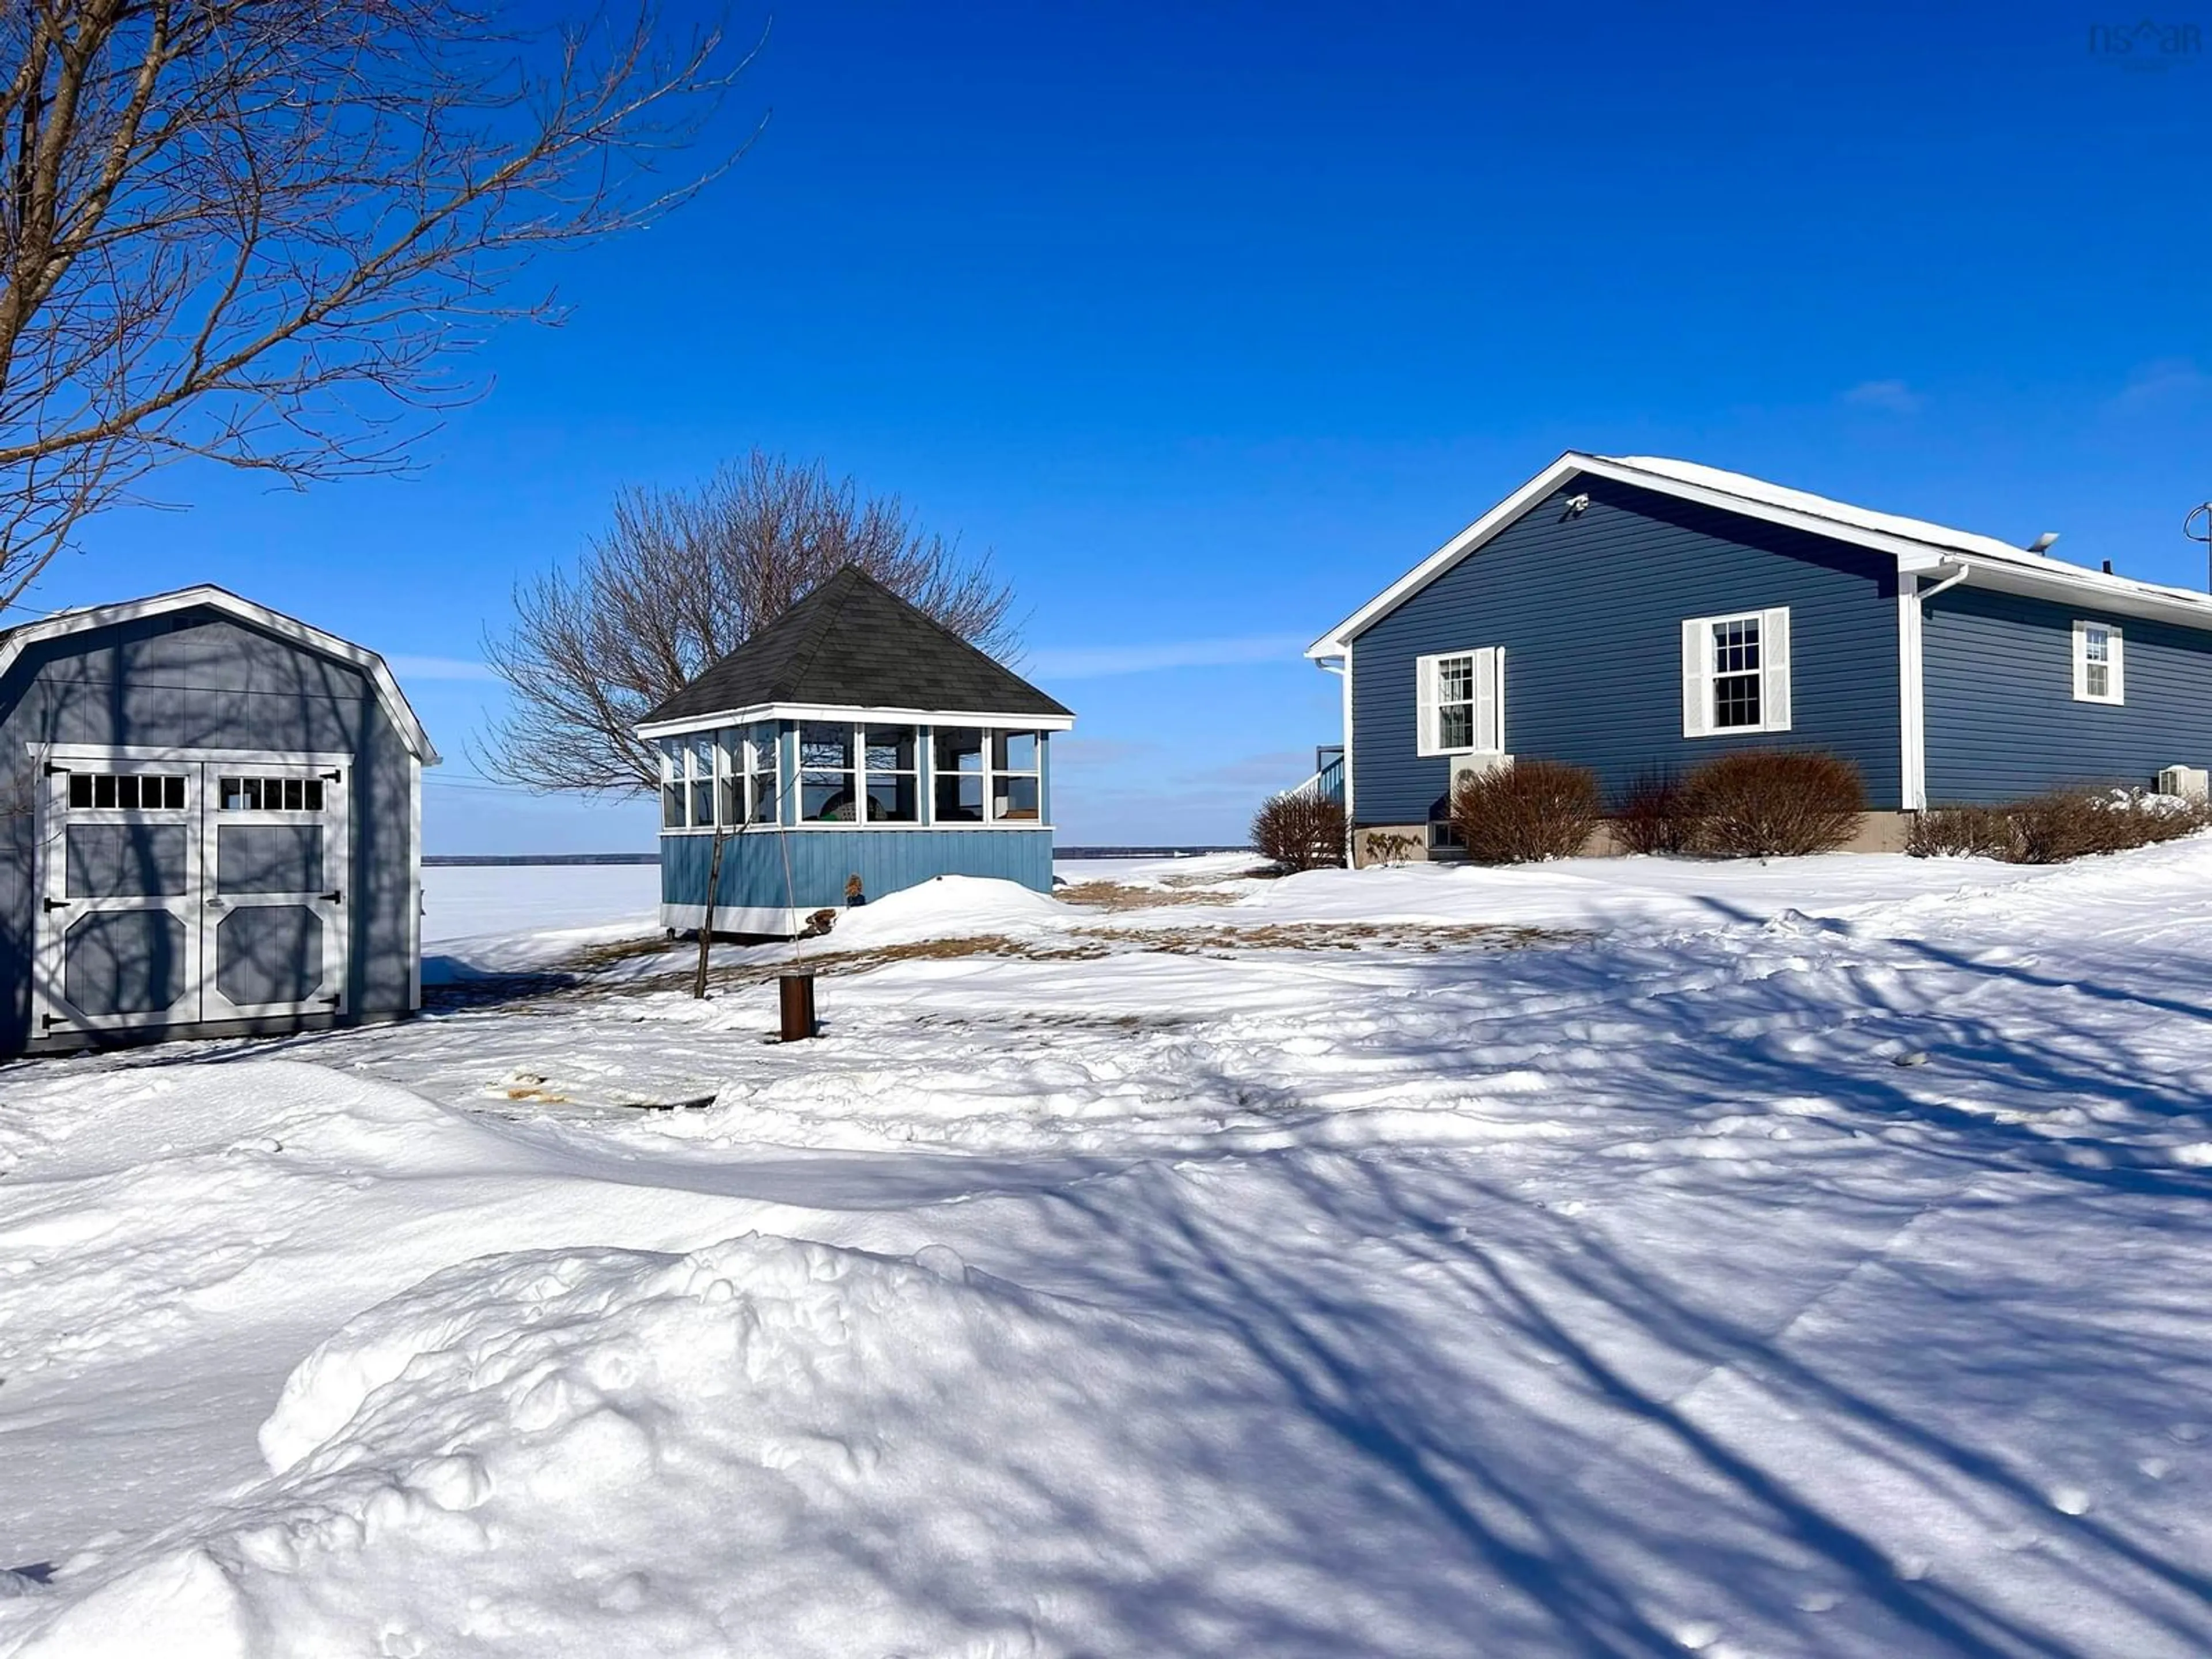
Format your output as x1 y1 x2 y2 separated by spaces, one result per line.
425 846 1249 867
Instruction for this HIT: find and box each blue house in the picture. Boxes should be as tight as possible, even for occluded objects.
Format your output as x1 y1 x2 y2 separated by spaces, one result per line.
637 567 1074 934
1309 453 2212 861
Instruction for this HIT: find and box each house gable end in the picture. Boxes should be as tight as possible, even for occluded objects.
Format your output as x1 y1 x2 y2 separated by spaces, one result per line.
1346 474 1905 821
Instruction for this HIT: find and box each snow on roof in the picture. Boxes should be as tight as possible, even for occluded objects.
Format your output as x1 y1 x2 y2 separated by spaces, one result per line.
1601 454 2061 571
1312 449 2212 656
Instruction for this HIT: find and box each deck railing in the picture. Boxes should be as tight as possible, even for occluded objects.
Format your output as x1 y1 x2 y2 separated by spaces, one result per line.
1280 748 1346 805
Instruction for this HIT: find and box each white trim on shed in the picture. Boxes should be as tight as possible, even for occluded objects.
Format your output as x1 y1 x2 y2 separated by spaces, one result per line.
0 585 441 764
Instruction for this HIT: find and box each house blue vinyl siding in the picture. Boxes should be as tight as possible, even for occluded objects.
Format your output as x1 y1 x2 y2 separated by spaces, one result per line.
1923 586 2212 802
1349 475 1904 823
661 828 1052 916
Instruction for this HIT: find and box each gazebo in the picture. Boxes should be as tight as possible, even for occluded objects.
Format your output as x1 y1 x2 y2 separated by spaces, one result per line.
635 567 1075 936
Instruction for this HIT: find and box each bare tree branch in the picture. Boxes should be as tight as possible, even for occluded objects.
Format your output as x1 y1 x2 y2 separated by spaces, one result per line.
0 0 764 607
478 451 1022 796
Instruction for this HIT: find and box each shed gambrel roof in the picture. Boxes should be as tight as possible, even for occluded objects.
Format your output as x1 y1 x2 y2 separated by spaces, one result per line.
1310 452 2212 656
638 566 1071 731
0 583 440 762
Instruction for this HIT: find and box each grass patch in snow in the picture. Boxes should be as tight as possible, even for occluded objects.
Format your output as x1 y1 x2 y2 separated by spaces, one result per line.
1054 879 1245 910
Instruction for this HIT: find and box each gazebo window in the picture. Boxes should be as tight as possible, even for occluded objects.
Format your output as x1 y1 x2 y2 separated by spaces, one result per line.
865 725 919 823
800 722 858 821
747 725 779 823
688 734 717 828
660 741 684 830
992 731 1041 821
934 728 986 822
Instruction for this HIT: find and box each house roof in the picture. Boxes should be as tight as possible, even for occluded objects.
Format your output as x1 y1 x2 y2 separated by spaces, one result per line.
0 584 440 762
637 566 1073 732
1309 452 2212 655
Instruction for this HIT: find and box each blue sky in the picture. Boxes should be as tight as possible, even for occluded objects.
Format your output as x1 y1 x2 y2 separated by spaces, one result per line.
46 0 2212 851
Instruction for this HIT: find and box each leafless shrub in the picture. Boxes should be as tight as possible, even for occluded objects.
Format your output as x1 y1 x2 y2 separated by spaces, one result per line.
1360 830 1422 866
1917 787 2212 863
1682 751 1865 858
1906 805 2014 859
1450 760 1601 864
1609 766 1694 855
1251 793 1347 873
479 453 1018 793
0 2 763 607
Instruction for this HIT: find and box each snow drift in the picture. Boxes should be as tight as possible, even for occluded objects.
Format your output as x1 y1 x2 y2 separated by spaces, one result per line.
16 1226 1483 1659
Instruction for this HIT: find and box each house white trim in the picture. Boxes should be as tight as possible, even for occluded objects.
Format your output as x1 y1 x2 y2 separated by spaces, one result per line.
637 703 1075 740
1307 452 2212 657
1680 608 1790 737
1414 647 1503 755
0 585 441 763
1898 589 1926 810
2072 618 2126 705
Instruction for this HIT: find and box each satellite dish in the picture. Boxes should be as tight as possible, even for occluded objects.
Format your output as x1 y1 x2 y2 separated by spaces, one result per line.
2188 503 2212 591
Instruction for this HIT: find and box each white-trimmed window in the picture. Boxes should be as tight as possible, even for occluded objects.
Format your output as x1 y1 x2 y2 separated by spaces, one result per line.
745 725 779 823
2073 620 2123 704
1415 648 1503 755
863 726 920 823
716 725 779 825
687 734 717 828
1683 608 1791 736
800 722 859 821
992 731 1042 820
659 741 685 829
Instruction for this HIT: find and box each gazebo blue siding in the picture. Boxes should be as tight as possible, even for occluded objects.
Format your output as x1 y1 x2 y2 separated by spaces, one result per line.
1350 475 1903 824
662 828 1053 917
657 719 1058 925
1924 585 2212 802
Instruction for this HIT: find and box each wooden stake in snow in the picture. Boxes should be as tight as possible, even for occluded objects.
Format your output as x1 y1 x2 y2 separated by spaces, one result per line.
692 827 727 1000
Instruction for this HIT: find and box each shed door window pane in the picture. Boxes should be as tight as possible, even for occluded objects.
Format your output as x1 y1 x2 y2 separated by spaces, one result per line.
1711 618 1763 730
864 725 918 823
70 773 186 811
801 722 858 821
217 777 325 812
934 728 985 822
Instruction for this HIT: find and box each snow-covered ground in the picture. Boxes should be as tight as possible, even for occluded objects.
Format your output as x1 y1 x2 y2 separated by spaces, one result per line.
5 847 2212 1656
420 862 661 982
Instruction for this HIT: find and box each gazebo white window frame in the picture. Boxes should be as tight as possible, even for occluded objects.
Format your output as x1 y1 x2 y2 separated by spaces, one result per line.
649 710 1065 832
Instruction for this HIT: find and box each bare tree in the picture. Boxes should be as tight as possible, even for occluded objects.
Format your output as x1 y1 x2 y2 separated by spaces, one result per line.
0 0 762 609
480 450 1019 794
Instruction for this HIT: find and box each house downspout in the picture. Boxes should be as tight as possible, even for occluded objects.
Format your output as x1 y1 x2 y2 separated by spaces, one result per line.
1901 562 1970 811
1315 654 1353 863
1919 563 1971 604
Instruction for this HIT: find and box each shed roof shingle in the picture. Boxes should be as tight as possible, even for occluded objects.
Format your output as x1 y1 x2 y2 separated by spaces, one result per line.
640 566 1071 727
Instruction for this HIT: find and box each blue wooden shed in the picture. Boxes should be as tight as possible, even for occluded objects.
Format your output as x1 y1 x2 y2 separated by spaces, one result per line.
637 567 1074 934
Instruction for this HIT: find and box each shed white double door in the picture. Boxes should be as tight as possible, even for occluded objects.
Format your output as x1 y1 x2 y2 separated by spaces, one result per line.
34 750 350 1037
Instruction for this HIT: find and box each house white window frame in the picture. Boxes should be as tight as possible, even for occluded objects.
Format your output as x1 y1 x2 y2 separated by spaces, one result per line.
1682 607 1792 737
1414 647 1503 756
2072 619 2124 705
